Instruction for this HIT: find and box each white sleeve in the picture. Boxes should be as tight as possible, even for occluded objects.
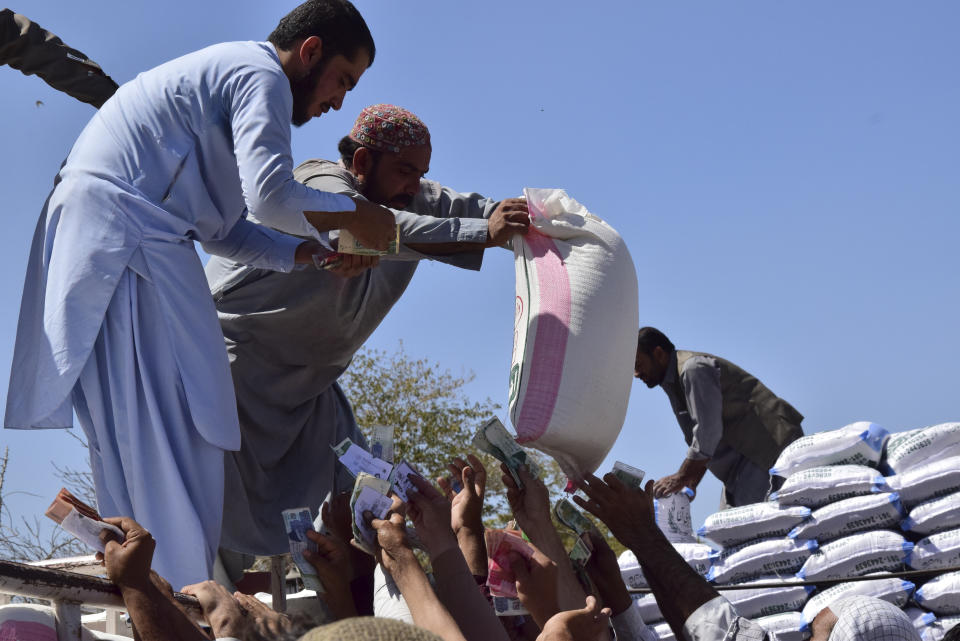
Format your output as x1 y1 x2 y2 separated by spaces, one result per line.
227 66 355 239
611 603 661 641
682 596 768 641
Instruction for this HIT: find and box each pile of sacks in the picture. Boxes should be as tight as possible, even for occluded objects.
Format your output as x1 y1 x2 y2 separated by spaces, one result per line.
618 421 960 641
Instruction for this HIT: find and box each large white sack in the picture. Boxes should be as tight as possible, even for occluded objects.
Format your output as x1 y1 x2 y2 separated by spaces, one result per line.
788 492 904 542
708 538 818 585
800 575 916 624
718 577 813 618
883 423 960 475
508 188 638 478
915 572 960 616
697 502 811 548
903 491 960 537
796 530 913 581
617 542 715 589
888 455 960 508
770 464 888 509
769 422 889 478
908 528 960 571
654 487 696 544
753 611 808 641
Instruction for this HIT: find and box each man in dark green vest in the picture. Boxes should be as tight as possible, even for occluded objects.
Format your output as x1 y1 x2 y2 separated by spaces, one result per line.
634 327 804 508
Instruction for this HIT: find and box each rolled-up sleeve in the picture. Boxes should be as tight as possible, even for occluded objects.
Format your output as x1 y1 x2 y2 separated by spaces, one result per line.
683 596 768 641
201 217 302 272
680 356 724 461
226 66 355 239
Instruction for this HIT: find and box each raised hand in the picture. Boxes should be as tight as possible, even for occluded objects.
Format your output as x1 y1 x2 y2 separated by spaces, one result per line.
406 474 459 559
100 516 155 591
536 595 612 641
501 463 552 535
508 544 560 628
443 454 486 537
573 475 659 551
181 581 247 640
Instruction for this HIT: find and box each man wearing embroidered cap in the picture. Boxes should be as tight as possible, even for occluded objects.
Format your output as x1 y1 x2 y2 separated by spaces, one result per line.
206 104 529 567
808 595 921 640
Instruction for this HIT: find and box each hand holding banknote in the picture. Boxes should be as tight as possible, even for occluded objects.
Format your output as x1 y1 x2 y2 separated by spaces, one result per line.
369 512 417 579
537 595 612 641
507 543 559 628
580 531 632 617
405 474 458 559
440 454 486 539
501 463 551 537
100 516 156 592
573 475 660 553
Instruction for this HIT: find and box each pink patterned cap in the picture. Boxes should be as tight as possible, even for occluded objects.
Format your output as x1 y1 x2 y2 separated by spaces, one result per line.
349 104 430 153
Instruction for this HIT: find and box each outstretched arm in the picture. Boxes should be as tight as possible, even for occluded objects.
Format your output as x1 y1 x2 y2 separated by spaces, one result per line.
0 9 118 107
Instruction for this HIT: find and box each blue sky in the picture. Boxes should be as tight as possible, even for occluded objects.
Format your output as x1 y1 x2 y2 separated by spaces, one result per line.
1 1 957 532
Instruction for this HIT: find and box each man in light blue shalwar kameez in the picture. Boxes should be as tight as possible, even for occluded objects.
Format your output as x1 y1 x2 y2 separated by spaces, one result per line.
4 0 394 589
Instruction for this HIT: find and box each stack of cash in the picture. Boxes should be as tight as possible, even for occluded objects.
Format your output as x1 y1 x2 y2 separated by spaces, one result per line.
45 488 123 553
472 418 540 487
389 460 424 502
350 473 393 555
337 227 400 256
611 461 646 489
281 507 324 593
332 437 392 480
485 529 534 598
554 498 599 537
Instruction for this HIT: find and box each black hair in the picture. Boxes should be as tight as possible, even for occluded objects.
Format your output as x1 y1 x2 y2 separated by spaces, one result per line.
268 0 376 66
637 327 675 356
337 134 380 170
943 623 960 641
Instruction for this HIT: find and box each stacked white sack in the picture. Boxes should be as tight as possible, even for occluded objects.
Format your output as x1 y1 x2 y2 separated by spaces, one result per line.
769 421 889 479
770 464 888 508
920 614 960 641
788 492 904 542
618 542 715 590
882 423 960 476
887 455 960 509
718 577 813 618
708 539 818 585
796 530 913 581
908 529 960 571
799 575 916 626
914 571 960 616
752 611 807 641
508 188 638 479
903 491 960 537
697 502 811 548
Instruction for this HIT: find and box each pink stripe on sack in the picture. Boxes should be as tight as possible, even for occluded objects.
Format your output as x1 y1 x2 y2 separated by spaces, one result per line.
515 224 571 443
0 621 58 641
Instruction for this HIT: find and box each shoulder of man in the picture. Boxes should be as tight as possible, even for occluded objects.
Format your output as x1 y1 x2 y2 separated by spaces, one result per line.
293 158 361 196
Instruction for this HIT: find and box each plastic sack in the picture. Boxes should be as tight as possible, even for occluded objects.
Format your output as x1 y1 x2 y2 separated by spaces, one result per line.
915 571 960 616
903 491 960 536
653 621 676 641
708 538 818 585
697 502 811 548
890 456 960 509
796 530 912 581
770 464 887 509
630 593 662 624
617 542 715 589
883 423 960 476
719 577 813 618
788 492 904 543
800 575 915 625
921 614 960 641
508 188 638 479
908 528 960 571
753 611 808 641
654 487 696 544
903 607 938 633
769 422 888 478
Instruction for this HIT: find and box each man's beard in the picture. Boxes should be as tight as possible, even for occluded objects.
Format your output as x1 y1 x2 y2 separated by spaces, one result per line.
290 58 327 127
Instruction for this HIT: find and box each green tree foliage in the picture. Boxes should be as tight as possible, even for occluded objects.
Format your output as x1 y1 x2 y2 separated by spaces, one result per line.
339 343 625 556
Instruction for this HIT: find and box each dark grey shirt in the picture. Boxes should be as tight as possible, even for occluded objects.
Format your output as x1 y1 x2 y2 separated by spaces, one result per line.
205 159 498 554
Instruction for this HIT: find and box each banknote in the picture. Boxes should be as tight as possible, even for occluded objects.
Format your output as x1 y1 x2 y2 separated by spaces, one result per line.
332 437 392 479
492 596 529 617
472 417 539 487
45 488 124 553
485 528 534 598
554 498 598 536
281 507 324 593
389 460 424 503
336 227 400 256
569 535 593 568
612 461 646 489
370 424 395 464
350 473 393 554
